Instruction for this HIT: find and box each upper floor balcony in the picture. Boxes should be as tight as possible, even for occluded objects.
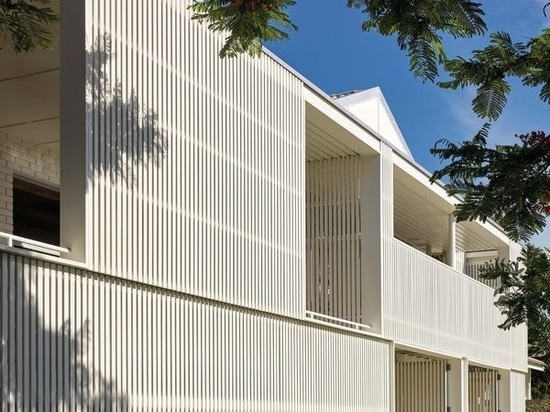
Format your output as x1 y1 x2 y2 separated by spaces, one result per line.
303 92 525 368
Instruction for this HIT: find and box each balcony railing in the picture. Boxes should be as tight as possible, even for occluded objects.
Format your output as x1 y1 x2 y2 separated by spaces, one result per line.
464 263 501 289
385 238 526 369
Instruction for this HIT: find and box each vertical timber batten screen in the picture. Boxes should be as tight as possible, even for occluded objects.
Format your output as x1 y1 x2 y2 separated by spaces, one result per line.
395 355 446 412
0 251 391 410
306 156 363 324
83 0 305 316
468 367 499 412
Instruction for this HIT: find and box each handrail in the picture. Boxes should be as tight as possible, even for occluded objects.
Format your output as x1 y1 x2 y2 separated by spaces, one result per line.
0 232 69 257
305 310 372 331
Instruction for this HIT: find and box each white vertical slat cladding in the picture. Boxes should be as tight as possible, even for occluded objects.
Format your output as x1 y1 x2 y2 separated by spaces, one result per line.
385 238 528 371
0 251 390 410
85 0 305 317
395 355 446 412
306 156 362 323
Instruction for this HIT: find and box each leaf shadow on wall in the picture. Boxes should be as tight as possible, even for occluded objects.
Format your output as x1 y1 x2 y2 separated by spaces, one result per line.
86 34 168 184
0 262 128 409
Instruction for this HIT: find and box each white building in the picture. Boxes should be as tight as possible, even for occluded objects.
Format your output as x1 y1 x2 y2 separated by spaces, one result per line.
0 0 530 410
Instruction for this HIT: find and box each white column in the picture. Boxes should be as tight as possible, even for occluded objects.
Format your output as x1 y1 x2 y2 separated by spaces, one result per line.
361 154 382 334
448 214 457 270
498 369 512 412
360 145 393 335
447 358 468 412
60 0 87 262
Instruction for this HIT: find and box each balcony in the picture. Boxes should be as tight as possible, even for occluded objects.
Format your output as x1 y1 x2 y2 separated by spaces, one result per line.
385 238 527 370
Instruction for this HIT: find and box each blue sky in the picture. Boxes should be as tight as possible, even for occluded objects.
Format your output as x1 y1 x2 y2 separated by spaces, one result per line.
267 0 550 245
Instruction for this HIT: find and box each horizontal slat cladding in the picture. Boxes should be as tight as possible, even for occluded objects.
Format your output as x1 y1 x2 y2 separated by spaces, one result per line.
384 239 527 370
0 251 391 410
85 0 305 316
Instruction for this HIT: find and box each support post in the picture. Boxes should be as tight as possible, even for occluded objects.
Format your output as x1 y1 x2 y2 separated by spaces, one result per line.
447 358 467 412
498 369 511 412
60 0 87 262
448 214 456 270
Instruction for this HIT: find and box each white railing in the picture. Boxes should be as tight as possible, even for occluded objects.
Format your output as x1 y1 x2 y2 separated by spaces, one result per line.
385 238 527 370
305 310 372 332
464 264 501 289
0 231 69 257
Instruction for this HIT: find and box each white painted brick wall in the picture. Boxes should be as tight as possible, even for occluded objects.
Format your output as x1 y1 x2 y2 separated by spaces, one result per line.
0 133 60 234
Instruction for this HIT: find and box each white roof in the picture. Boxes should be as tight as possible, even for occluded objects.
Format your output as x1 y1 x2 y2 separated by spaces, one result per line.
333 88 413 160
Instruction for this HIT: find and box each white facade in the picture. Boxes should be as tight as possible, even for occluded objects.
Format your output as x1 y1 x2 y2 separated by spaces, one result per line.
0 0 527 410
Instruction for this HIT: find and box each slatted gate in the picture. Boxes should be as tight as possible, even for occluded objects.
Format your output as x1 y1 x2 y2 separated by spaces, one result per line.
395 354 447 412
468 367 499 412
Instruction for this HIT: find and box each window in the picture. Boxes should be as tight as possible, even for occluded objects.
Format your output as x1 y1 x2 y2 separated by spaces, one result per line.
13 178 60 245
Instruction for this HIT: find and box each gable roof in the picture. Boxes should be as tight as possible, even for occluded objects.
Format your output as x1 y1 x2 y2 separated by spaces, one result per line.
332 87 413 160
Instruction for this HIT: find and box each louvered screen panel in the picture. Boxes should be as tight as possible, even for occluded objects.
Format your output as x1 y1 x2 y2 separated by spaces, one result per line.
306 156 362 323
395 356 446 412
468 367 499 412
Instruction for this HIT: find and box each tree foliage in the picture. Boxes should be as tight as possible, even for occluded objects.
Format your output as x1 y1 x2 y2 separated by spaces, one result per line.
346 0 486 81
0 0 58 52
189 0 297 58
431 129 550 242
439 30 550 120
190 0 487 81
479 245 550 396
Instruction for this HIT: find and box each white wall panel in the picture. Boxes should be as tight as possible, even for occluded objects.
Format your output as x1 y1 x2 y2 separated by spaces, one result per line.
510 371 526 412
385 238 528 371
72 0 305 316
0 251 391 410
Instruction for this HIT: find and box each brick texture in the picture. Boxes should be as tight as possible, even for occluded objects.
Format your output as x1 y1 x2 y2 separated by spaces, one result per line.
0 133 60 234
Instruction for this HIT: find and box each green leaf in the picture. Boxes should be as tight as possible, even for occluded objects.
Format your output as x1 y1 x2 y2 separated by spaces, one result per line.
189 0 297 58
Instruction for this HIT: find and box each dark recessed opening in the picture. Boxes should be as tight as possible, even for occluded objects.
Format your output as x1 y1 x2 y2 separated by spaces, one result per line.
13 178 60 246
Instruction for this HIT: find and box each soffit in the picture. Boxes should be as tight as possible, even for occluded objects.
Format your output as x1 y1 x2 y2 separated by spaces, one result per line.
393 165 507 253
0 19 60 152
305 100 378 162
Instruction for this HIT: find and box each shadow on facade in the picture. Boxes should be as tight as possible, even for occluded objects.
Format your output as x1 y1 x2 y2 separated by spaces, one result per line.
86 34 167 184
0 263 128 410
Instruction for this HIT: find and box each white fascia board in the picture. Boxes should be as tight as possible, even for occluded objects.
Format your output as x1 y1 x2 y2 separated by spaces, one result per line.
395 342 514 371
528 357 546 371
465 250 498 259
304 87 381 153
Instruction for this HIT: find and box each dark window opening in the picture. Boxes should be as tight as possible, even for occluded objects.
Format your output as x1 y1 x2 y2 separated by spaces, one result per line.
13 178 60 246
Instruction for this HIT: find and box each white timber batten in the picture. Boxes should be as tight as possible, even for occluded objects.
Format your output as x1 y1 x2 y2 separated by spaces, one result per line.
449 214 457 269
0 250 392 410
386 238 528 372
63 0 307 318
